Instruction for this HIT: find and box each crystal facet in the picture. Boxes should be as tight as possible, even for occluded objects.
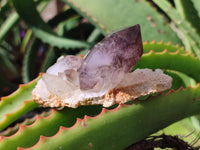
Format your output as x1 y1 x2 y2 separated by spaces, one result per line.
79 24 143 91
32 24 172 108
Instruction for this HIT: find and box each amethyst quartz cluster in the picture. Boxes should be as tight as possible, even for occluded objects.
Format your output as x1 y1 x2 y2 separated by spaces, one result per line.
32 24 172 108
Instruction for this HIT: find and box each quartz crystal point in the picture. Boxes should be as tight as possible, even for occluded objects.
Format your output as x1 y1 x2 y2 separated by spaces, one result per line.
32 24 172 108
79 24 143 91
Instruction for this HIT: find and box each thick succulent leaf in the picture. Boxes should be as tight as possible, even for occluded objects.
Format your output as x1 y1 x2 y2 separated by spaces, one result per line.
47 8 78 29
1 50 199 131
156 70 199 146
0 50 199 149
169 70 197 87
0 106 102 149
161 118 200 147
11 0 90 49
134 50 200 82
0 12 19 43
0 77 40 131
22 39 42 83
164 70 184 90
143 40 185 53
1 85 200 149
164 68 197 90
174 0 200 34
80 40 186 59
0 110 51 137
40 13 83 72
153 0 200 58
62 0 182 45
18 85 200 150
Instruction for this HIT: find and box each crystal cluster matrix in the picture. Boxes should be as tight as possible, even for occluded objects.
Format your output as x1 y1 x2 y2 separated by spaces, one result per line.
32 24 172 108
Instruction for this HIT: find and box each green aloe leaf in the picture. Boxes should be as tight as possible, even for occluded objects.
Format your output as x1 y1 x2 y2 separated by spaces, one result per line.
162 118 200 147
153 0 200 58
174 0 200 34
0 77 40 131
134 51 200 82
168 70 197 87
0 109 51 137
11 0 91 49
156 70 199 146
1 50 199 132
0 106 102 149
173 0 200 53
164 70 184 90
0 12 19 43
22 39 42 83
20 85 200 150
62 0 182 45
143 40 185 53
1 84 200 149
0 50 199 149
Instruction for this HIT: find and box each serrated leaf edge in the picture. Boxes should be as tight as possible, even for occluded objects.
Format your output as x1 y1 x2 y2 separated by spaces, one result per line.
17 83 200 149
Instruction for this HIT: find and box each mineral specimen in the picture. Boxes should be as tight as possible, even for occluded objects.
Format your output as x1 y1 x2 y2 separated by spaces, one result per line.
32 24 172 108
79 24 143 91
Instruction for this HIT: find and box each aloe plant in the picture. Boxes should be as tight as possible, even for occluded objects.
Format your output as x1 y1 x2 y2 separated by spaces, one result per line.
0 0 200 149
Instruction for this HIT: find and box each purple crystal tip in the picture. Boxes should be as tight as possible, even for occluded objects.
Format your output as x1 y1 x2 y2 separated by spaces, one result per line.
79 24 143 90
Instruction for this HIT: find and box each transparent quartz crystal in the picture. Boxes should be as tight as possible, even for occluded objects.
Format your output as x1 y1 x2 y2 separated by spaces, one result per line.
79 24 143 92
32 24 172 108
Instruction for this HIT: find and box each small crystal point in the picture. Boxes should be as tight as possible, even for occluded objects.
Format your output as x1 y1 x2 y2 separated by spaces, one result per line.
79 24 143 91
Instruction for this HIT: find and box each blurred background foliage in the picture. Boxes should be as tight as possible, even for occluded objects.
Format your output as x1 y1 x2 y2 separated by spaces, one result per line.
0 0 100 97
0 0 200 97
